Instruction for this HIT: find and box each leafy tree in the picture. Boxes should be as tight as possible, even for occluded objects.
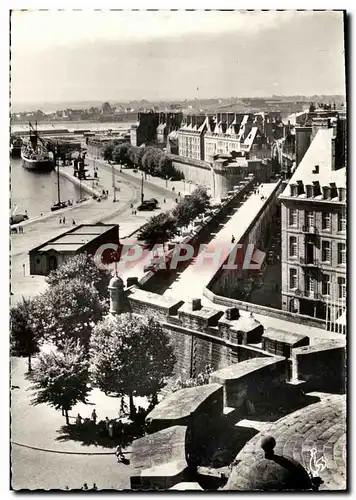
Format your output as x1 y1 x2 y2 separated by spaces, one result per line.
46 253 112 299
30 340 91 425
103 144 114 162
172 187 210 227
112 143 132 165
89 314 176 418
10 297 41 372
35 279 106 350
137 212 178 247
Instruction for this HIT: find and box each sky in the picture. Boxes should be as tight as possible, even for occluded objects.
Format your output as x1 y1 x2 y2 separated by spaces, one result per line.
10 10 346 106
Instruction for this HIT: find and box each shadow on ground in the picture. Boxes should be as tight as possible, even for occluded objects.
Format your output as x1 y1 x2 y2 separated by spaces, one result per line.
56 416 147 450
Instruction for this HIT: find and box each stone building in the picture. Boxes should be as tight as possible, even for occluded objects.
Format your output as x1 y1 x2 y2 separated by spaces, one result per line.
156 112 183 145
29 224 119 275
279 123 346 330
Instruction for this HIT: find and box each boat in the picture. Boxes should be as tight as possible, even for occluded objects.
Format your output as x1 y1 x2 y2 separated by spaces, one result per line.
21 122 54 172
10 136 23 158
51 146 69 212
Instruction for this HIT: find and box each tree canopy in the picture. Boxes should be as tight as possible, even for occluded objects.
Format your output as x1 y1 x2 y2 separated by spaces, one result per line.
10 297 41 372
89 314 176 416
137 212 178 247
46 252 112 299
30 340 91 424
35 278 106 349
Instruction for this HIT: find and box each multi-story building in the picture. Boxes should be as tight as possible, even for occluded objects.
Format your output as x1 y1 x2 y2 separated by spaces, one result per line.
156 112 183 145
279 119 346 333
177 114 207 160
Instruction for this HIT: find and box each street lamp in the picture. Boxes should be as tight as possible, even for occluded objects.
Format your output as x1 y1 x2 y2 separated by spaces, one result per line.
165 175 168 188
141 173 144 203
112 163 117 202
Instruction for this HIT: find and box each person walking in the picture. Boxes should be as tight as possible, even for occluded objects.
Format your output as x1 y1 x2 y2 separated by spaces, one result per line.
108 421 114 438
72 219 76 225
105 417 110 433
91 409 97 424
92 484 98 491
59 218 62 224
63 216 66 224
82 483 89 490
231 235 235 244
76 414 82 426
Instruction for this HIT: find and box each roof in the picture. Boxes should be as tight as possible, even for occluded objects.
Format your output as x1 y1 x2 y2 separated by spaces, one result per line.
280 128 346 198
243 127 259 149
262 328 308 345
146 383 222 422
30 224 118 253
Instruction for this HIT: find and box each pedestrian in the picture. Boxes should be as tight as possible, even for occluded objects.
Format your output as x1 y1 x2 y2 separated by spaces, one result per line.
108 421 114 438
231 235 235 244
22 264 25 276
82 483 88 490
92 483 98 491
163 198 166 203
59 218 62 224
91 409 97 424
178 191 181 197
106 190 109 196
130 203 133 209
72 219 76 225
175 198 178 203
76 413 82 426
134 210 137 215
115 444 123 461
105 416 110 433
40 213 43 216
63 216 66 224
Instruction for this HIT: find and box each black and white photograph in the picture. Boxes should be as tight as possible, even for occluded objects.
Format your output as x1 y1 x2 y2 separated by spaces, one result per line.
9 9 347 492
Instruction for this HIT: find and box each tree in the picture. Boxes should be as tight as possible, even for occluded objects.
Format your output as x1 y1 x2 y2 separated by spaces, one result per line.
103 144 114 162
35 279 106 350
172 187 210 227
10 297 41 373
30 340 91 425
46 253 112 299
89 314 176 418
112 143 132 165
137 212 178 247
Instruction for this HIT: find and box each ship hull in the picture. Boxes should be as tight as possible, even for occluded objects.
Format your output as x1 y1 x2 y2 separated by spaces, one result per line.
21 154 54 172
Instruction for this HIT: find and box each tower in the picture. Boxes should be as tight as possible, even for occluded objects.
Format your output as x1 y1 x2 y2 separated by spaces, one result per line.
108 275 125 315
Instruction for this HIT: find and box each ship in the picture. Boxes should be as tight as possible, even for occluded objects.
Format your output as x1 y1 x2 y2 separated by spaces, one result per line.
10 136 23 158
21 122 54 172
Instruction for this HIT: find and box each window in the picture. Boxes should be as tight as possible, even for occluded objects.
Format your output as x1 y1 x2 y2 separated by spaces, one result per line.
289 209 298 227
289 268 297 290
305 274 314 296
322 274 331 296
305 211 314 231
322 212 331 231
289 236 297 258
322 241 331 263
338 210 346 232
337 243 346 265
338 277 346 299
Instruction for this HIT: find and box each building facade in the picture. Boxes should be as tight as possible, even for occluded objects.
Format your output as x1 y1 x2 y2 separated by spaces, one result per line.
279 122 346 332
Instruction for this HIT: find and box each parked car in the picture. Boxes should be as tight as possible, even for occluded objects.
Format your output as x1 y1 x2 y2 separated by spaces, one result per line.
137 202 154 211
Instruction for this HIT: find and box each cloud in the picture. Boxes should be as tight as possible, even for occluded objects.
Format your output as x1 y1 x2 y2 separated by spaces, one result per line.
11 10 298 51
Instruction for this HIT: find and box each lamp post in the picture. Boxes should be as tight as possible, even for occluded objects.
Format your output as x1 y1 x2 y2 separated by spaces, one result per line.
112 163 117 202
165 175 168 188
141 173 144 203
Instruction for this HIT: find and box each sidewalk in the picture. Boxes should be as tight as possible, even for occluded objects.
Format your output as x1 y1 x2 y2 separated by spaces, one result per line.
11 357 148 455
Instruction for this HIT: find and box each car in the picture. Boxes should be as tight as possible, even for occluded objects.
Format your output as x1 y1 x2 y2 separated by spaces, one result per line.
137 203 154 211
133 169 138 173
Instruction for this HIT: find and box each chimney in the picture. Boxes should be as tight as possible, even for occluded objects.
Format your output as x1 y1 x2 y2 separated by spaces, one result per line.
225 308 240 321
296 180 305 195
312 181 321 197
190 298 202 311
305 184 313 198
330 182 338 198
331 136 336 171
290 183 297 197
338 187 346 201
322 185 331 199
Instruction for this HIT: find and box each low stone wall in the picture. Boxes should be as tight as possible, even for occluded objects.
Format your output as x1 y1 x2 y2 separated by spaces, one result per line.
203 289 326 329
210 356 287 410
136 176 255 292
292 340 346 393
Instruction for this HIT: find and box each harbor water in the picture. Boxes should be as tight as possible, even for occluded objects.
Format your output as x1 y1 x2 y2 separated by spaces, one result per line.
10 158 81 218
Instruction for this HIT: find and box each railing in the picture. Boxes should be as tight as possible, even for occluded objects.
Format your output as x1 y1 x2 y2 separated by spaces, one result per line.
299 257 320 267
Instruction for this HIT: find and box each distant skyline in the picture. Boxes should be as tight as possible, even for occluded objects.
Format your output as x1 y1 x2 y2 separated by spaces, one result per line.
10 10 346 105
